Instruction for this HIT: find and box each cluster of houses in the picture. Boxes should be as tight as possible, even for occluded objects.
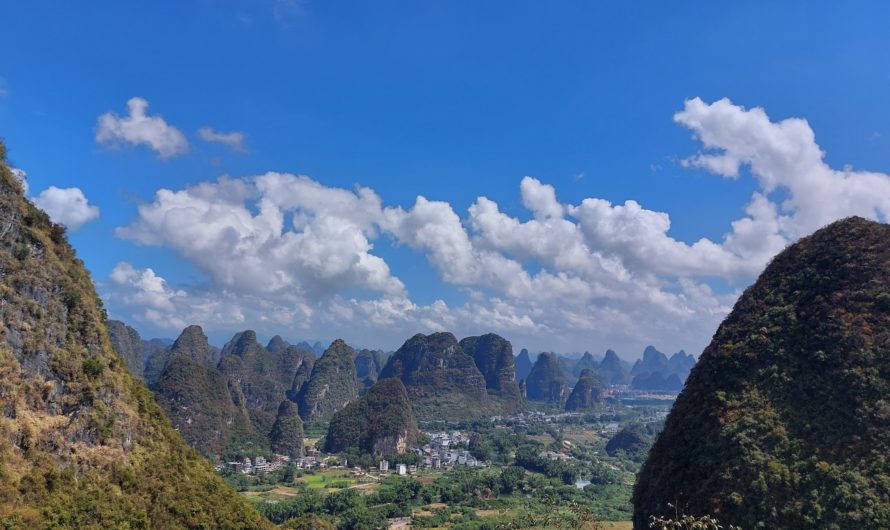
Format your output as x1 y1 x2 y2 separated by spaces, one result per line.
415 431 485 470
219 454 292 475
219 449 331 475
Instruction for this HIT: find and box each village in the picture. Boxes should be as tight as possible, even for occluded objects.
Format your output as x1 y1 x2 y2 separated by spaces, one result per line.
219 430 488 477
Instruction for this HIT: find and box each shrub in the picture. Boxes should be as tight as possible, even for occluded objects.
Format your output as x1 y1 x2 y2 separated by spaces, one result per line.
82 358 104 378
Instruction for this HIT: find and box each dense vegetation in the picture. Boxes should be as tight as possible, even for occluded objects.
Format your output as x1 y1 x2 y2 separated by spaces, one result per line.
296 339 359 421
218 330 311 434
324 378 419 455
0 141 269 528
379 332 494 421
634 217 890 529
270 400 305 458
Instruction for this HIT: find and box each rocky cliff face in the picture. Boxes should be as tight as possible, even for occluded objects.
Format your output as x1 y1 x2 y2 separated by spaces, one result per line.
296 339 359 421
633 218 890 529
106 319 145 380
459 333 521 412
324 378 419 456
0 143 268 528
141 337 173 386
525 352 567 401
379 332 490 420
564 368 604 411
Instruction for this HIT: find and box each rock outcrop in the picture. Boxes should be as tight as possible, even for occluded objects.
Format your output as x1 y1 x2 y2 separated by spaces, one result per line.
354 348 387 391
153 325 262 456
217 330 310 433
598 349 630 385
514 348 534 381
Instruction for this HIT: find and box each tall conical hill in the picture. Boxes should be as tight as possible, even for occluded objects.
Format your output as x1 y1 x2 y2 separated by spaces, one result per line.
633 217 890 529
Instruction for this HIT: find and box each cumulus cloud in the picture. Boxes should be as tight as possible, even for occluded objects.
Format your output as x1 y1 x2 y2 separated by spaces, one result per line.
116 173 404 300
96 97 189 158
198 127 247 152
675 97 890 237
32 186 100 230
108 98 890 355
112 172 734 354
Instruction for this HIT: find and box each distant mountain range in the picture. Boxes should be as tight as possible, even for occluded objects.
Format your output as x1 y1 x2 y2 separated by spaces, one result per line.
516 345 695 394
108 326 536 456
108 313 700 459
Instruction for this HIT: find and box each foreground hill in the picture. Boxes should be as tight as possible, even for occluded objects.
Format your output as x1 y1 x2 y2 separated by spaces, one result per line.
0 144 269 528
634 217 890 529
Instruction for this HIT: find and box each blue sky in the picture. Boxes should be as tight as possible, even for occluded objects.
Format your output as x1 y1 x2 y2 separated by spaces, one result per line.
2 1 890 357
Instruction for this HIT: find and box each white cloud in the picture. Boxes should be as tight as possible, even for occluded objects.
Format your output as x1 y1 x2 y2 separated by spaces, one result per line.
113 172 733 354
32 186 99 230
96 97 189 159
108 98 890 356
10 168 27 195
116 173 404 300
198 127 247 152
675 97 890 237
